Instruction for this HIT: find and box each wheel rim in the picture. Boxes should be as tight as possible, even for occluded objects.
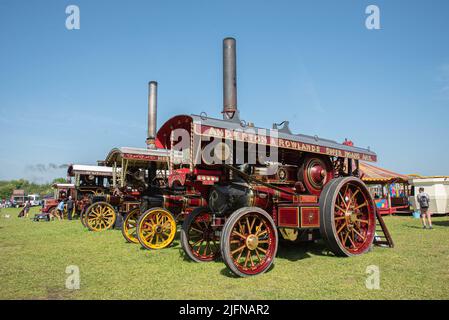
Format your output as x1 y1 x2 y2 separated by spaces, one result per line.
123 208 140 243
138 209 176 249
86 203 116 231
186 211 220 261
332 181 375 254
228 213 276 275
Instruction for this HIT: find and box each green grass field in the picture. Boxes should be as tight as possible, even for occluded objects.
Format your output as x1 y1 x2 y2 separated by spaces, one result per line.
0 206 448 300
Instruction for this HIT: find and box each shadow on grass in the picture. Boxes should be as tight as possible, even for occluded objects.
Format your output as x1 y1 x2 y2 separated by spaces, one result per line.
276 240 332 261
433 220 449 227
138 240 180 251
219 262 276 278
404 225 426 230
183 241 334 278
178 247 224 264
178 239 335 277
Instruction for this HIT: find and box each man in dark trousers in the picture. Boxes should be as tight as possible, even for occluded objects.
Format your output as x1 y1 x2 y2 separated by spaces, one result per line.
66 196 75 220
417 187 432 229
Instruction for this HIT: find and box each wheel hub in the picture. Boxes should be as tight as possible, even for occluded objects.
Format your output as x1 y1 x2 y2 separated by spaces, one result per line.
310 164 325 184
349 213 357 222
246 234 259 250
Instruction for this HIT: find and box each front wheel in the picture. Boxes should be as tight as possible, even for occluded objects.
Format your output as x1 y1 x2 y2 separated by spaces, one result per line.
220 207 278 277
181 207 220 262
121 208 141 244
85 202 117 232
319 176 376 257
136 208 177 250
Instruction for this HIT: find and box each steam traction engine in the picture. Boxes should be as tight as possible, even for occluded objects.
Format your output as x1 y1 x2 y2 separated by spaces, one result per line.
103 145 179 247
41 183 75 218
103 81 206 248
67 164 114 224
153 38 390 277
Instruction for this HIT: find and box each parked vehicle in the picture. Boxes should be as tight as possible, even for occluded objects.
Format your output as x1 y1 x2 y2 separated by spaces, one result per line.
149 38 393 277
409 176 449 214
103 81 204 247
40 183 75 218
28 194 41 206
10 189 27 207
67 164 115 224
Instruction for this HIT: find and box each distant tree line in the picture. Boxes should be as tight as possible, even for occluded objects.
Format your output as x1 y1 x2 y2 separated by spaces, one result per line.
0 178 66 200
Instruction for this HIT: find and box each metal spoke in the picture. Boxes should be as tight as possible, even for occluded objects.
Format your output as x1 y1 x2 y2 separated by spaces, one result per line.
244 250 250 267
336 222 347 234
335 204 346 213
250 217 256 233
256 246 267 254
354 201 368 211
231 244 246 255
232 230 246 239
353 228 366 241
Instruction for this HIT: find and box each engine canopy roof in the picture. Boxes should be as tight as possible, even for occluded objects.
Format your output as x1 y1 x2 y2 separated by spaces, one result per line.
157 114 377 163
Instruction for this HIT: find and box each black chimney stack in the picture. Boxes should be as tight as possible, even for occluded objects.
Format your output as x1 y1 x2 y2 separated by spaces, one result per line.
146 81 157 149
223 37 238 120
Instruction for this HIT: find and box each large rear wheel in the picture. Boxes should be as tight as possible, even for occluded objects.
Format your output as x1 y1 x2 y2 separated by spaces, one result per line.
319 176 376 256
136 208 177 250
85 202 117 232
221 207 278 277
121 208 141 244
181 207 220 262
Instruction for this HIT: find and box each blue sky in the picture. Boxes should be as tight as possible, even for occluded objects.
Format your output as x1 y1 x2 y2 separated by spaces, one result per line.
0 0 448 183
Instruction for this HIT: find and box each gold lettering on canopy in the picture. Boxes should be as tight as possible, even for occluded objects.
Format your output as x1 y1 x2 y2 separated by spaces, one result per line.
193 124 377 162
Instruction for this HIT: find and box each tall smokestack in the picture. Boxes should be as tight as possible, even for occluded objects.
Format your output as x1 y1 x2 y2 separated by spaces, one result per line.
146 81 157 149
223 37 237 120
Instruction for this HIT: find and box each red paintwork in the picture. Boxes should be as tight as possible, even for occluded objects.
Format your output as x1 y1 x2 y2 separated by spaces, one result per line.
156 115 193 149
278 207 299 227
42 199 58 213
300 207 320 228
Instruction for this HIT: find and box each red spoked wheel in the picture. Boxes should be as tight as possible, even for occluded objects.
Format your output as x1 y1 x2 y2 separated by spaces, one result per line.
181 207 220 262
221 207 278 277
319 176 376 256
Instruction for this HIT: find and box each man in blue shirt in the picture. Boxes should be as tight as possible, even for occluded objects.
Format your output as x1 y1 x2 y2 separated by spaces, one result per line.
57 200 65 221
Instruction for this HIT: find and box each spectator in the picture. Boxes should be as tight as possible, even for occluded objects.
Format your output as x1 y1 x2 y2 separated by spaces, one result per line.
417 187 432 229
57 200 65 221
23 200 31 218
66 196 74 220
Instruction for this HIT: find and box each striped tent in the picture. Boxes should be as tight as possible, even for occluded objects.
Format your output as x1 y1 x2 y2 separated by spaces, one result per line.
359 162 409 184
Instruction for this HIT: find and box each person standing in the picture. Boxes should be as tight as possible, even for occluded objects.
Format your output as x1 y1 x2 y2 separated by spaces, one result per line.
57 200 65 221
417 187 432 229
23 200 31 218
66 196 74 220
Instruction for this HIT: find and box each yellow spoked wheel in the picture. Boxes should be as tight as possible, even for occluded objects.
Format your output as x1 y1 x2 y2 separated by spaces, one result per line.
137 207 177 250
121 208 141 244
85 201 117 232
